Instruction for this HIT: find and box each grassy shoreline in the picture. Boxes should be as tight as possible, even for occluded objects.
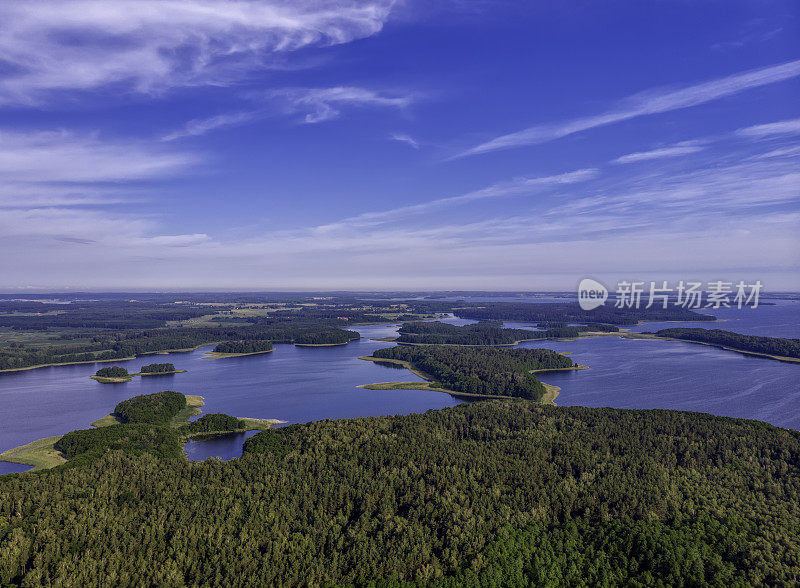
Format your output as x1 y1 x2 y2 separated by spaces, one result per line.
203 348 275 359
0 436 67 470
90 369 188 383
0 355 137 374
0 342 221 374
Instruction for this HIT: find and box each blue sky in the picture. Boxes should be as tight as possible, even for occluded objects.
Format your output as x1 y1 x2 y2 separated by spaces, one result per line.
0 0 798 291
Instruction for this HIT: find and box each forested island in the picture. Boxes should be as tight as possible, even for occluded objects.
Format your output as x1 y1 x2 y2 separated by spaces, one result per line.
91 363 185 382
139 362 183 375
655 328 800 360
209 340 274 357
1 400 799 584
396 320 619 345
294 328 360 346
90 366 132 382
366 345 576 400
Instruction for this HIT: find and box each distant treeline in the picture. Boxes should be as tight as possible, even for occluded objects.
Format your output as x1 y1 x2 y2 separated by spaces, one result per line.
397 321 540 345
0 301 226 330
396 320 619 345
454 302 715 325
0 321 361 370
114 391 186 425
656 328 800 359
3 401 799 584
140 363 177 373
213 340 273 354
95 366 129 378
371 345 572 399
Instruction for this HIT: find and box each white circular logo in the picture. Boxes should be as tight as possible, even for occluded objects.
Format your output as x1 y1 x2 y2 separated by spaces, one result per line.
578 278 608 310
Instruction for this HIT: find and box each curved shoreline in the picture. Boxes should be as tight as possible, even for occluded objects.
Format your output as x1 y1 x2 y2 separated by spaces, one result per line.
203 348 275 359
0 355 137 374
294 340 354 347
357 355 563 406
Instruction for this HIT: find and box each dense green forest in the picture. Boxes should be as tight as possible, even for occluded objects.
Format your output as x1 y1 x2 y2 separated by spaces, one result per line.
139 363 177 373
396 320 619 345
0 300 226 329
53 424 185 469
94 366 128 378
397 321 540 345
656 328 800 359
294 329 361 345
185 413 246 433
454 302 716 325
212 340 274 354
371 345 573 399
1 401 799 585
113 391 187 425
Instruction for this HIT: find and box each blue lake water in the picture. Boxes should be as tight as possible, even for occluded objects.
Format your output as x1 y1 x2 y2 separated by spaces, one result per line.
1 299 798 470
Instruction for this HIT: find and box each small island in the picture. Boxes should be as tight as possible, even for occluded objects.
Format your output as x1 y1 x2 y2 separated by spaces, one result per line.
139 362 186 376
205 339 275 358
90 366 133 383
293 329 361 346
90 363 186 382
359 345 579 404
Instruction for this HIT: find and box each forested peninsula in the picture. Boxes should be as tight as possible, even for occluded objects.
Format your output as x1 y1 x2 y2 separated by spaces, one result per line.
396 320 619 345
366 345 575 401
1 400 799 585
655 328 800 360
1 391 280 471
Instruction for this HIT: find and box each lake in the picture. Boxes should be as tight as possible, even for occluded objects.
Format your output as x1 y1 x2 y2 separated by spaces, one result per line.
1 299 798 472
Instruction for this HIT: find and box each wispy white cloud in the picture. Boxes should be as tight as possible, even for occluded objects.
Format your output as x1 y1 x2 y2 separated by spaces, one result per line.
736 117 800 138
2 153 799 289
268 86 414 123
315 168 598 231
456 59 800 158
162 111 261 141
390 132 420 148
0 0 395 105
613 141 706 164
0 129 199 183
0 127 199 215
751 145 800 160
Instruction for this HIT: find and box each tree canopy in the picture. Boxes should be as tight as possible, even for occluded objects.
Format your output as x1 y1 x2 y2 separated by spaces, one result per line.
372 345 573 399
1 401 799 585
113 390 187 425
